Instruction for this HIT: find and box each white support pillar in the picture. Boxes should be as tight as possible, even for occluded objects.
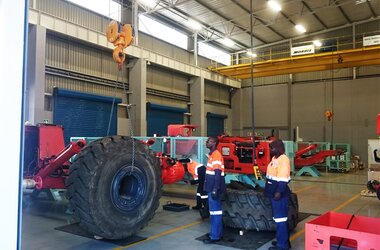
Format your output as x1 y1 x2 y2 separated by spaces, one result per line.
189 76 205 136
26 24 46 124
129 58 147 136
0 0 27 248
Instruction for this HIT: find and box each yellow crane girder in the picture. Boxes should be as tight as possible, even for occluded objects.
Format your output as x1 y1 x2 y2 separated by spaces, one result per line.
209 46 380 79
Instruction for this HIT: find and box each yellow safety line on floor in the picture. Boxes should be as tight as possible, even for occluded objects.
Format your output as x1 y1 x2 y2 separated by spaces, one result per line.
331 193 361 212
289 192 361 242
293 185 314 194
113 220 203 250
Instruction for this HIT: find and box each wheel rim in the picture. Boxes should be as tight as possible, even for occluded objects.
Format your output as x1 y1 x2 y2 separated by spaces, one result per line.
111 165 147 212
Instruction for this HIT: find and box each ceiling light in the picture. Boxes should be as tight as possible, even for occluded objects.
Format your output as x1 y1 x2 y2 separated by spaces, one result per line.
247 51 257 57
268 0 282 12
313 40 322 47
295 24 306 33
355 0 370 4
221 38 234 47
138 0 157 8
186 19 202 31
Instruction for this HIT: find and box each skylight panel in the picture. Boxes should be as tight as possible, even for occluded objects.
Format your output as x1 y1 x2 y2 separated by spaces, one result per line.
198 42 231 66
67 0 121 21
139 15 188 50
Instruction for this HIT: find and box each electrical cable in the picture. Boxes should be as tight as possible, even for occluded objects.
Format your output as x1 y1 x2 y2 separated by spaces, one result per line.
331 49 335 144
250 0 256 163
107 66 121 136
123 71 136 169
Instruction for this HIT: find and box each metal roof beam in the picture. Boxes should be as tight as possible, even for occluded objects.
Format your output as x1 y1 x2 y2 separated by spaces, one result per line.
366 0 377 18
333 0 352 23
230 0 286 40
301 1 328 29
159 4 248 50
193 0 266 45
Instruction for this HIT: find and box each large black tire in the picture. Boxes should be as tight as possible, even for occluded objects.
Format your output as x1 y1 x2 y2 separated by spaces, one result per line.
222 189 299 231
66 136 162 239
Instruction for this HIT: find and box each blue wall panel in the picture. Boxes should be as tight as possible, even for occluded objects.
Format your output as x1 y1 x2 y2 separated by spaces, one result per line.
53 88 121 144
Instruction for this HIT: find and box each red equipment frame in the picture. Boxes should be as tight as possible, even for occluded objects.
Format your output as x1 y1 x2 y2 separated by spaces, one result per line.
294 144 340 168
306 212 380 250
24 124 86 189
217 136 271 174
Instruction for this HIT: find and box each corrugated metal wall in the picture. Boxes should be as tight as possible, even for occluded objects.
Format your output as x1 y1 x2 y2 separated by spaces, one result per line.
146 66 188 96
36 0 107 32
242 77 380 161
46 34 122 82
205 81 230 107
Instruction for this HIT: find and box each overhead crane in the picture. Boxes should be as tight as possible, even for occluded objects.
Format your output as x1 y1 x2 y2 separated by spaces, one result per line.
209 45 380 79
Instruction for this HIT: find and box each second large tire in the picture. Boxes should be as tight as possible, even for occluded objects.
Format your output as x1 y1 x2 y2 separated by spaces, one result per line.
66 136 162 239
222 188 299 231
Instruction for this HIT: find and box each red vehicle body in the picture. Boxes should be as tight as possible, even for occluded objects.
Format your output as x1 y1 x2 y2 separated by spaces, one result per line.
23 124 85 190
217 135 271 174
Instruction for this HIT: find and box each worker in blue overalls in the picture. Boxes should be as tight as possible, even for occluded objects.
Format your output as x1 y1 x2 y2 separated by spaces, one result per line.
265 139 291 250
203 136 226 244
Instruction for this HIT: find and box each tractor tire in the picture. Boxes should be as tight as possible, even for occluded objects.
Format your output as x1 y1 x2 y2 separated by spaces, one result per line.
66 136 162 239
222 188 299 231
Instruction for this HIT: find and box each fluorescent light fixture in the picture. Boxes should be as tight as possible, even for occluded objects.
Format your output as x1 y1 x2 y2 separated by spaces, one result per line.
186 19 202 31
221 38 235 47
247 51 257 57
268 0 282 12
295 24 306 33
313 40 322 47
138 0 157 8
355 0 370 4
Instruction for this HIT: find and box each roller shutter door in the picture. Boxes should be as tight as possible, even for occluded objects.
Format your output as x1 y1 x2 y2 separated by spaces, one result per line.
207 112 227 137
147 103 186 136
53 88 121 144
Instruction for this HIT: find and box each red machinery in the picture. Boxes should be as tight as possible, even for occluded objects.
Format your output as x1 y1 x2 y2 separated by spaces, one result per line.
22 123 336 239
217 135 342 175
217 135 271 174
23 124 186 189
23 124 86 190
294 144 341 168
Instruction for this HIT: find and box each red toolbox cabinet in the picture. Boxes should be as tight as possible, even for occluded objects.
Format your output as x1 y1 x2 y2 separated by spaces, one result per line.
305 211 380 250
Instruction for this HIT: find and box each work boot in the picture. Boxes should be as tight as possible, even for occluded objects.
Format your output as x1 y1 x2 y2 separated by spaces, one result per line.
203 238 220 244
269 240 291 249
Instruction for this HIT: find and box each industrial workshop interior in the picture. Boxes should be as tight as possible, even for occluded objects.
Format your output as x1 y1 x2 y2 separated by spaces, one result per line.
1 0 380 249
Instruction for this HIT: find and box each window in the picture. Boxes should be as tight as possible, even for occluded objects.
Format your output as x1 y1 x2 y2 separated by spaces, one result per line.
198 42 231 66
67 0 121 21
139 14 188 50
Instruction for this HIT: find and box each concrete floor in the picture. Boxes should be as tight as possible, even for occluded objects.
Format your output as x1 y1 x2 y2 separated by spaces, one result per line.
21 169 380 250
